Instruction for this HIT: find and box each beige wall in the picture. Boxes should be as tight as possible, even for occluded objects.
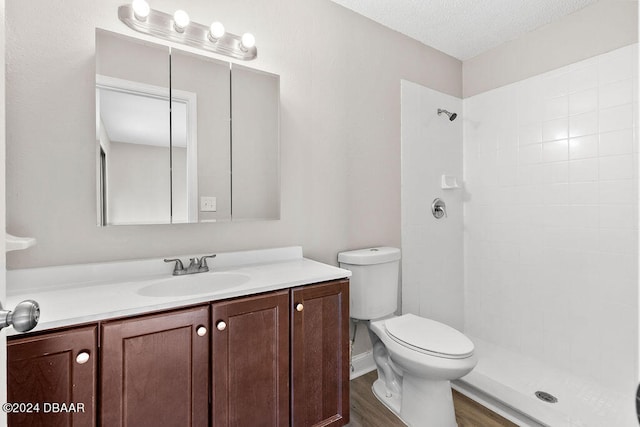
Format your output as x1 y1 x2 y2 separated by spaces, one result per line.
463 0 639 97
5 0 461 269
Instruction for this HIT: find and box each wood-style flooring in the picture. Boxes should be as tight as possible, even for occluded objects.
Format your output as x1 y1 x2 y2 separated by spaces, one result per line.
349 371 518 427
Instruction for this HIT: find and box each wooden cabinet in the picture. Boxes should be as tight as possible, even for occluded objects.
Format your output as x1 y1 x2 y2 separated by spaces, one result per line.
7 325 97 427
291 279 350 427
100 306 209 427
7 279 349 427
211 290 289 426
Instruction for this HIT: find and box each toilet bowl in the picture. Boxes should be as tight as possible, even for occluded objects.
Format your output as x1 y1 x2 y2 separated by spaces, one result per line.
368 314 476 426
338 247 477 427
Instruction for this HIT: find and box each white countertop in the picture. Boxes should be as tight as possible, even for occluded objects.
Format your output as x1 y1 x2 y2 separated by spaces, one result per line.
6 247 351 336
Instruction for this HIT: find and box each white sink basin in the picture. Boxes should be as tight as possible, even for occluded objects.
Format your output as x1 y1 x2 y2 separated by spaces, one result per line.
137 272 251 297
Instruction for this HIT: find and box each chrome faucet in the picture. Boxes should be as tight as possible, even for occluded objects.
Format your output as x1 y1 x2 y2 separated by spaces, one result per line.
164 254 216 276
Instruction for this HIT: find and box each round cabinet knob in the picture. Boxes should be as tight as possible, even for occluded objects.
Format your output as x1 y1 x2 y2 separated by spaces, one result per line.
216 321 227 331
295 303 304 312
197 326 207 337
76 351 90 365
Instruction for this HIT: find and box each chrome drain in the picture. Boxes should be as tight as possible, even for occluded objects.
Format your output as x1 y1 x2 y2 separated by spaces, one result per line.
535 391 558 403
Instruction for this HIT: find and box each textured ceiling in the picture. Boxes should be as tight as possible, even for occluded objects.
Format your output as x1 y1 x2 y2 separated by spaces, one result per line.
329 0 599 60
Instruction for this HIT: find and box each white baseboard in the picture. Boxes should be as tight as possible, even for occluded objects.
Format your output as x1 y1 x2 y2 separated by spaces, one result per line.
350 350 376 380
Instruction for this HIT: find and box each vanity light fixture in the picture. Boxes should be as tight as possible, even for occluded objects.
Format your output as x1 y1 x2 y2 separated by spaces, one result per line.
209 21 225 41
240 32 256 51
118 2 257 60
131 0 150 21
173 9 190 33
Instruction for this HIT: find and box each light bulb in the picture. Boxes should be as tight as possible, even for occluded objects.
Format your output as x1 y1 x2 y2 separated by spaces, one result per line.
240 32 256 50
209 21 225 40
173 10 190 32
132 0 150 21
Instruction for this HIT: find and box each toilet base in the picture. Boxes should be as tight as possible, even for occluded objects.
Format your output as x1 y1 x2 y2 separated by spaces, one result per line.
401 375 457 427
371 376 458 427
372 378 403 419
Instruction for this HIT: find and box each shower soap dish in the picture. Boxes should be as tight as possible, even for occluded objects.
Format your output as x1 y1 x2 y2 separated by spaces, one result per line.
441 175 461 189
6 233 36 252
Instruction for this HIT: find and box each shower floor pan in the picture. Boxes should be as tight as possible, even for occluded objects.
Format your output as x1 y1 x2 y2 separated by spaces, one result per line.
452 336 636 427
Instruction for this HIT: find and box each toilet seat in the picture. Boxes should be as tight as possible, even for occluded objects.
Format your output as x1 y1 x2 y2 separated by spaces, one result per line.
384 314 474 359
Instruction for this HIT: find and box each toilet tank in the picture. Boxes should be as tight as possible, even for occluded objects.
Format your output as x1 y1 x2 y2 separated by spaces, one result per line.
338 247 401 320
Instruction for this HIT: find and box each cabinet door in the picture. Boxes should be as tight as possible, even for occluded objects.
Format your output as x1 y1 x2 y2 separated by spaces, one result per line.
7 325 97 427
291 280 350 427
211 291 289 426
100 306 209 427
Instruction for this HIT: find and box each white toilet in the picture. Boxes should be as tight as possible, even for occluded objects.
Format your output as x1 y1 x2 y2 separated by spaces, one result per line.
339 247 477 427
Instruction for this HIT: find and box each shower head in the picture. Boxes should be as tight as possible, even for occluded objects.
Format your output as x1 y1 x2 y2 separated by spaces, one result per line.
437 108 457 121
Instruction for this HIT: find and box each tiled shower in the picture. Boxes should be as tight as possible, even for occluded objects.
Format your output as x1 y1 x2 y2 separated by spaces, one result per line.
402 43 638 426
464 44 638 392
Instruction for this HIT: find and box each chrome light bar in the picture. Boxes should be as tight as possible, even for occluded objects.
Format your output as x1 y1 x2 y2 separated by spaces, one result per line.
118 4 257 61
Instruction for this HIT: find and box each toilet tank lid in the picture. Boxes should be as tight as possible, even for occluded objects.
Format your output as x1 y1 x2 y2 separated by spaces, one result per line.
338 247 401 265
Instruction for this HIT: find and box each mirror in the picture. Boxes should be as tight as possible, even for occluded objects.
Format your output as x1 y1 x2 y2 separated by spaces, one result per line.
95 30 280 225
231 64 280 221
96 31 172 225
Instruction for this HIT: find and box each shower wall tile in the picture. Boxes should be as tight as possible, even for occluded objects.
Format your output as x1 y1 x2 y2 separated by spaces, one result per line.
599 48 633 85
599 129 634 156
568 61 598 93
599 154 634 180
569 88 597 115
599 79 633 109
569 158 598 182
543 96 568 120
569 135 598 159
463 44 638 392
599 228 637 254
569 112 597 138
599 180 636 204
543 118 569 141
567 205 599 228
540 162 569 184
601 204 636 229
569 182 599 204
519 144 542 165
542 72 570 98
518 123 542 145
599 104 634 133
542 141 569 162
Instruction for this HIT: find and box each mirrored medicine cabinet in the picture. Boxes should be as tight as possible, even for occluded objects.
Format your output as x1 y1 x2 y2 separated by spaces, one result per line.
95 30 280 226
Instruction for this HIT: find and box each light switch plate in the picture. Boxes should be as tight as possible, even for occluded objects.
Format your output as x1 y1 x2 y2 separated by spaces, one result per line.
200 196 217 212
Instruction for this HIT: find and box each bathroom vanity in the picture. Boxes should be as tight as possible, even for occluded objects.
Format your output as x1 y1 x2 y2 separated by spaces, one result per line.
6 247 350 427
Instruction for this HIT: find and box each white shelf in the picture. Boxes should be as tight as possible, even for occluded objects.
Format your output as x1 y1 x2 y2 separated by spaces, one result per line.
6 233 36 252
441 175 461 190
